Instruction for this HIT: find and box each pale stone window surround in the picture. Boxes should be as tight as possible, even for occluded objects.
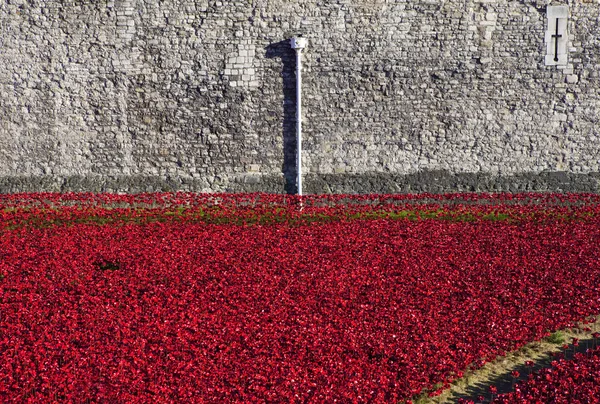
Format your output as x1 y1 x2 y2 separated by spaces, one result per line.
545 6 569 67
224 41 259 89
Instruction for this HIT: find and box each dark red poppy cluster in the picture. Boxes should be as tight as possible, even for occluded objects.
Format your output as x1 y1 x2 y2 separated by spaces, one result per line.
1 192 600 402
491 346 600 403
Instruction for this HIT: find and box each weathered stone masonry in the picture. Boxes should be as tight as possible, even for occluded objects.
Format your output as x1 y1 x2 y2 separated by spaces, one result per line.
0 0 599 193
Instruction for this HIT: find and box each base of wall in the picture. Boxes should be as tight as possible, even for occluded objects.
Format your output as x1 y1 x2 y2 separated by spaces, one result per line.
0 171 599 194
304 171 600 194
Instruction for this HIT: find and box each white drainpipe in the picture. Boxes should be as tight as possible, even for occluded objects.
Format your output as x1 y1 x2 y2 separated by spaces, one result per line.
291 36 307 196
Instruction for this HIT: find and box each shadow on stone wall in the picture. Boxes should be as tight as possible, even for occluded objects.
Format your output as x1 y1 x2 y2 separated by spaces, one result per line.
265 39 297 194
0 171 599 194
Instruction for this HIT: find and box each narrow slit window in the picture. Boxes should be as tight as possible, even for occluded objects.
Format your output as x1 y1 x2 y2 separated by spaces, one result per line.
545 6 569 66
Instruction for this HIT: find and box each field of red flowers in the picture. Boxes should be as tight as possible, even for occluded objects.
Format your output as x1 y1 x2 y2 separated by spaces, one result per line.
2 192 600 402
488 346 600 403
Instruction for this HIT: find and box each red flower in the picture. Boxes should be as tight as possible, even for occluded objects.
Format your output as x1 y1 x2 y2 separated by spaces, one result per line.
2 192 600 402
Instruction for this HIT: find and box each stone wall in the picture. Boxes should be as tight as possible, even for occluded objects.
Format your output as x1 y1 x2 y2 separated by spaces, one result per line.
1 0 599 194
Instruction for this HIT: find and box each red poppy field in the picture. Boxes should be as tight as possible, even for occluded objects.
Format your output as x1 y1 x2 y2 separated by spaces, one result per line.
2 192 600 403
489 345 600 403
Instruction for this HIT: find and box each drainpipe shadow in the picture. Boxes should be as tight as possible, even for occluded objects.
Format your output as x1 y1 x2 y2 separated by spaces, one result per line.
265 40 297 195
